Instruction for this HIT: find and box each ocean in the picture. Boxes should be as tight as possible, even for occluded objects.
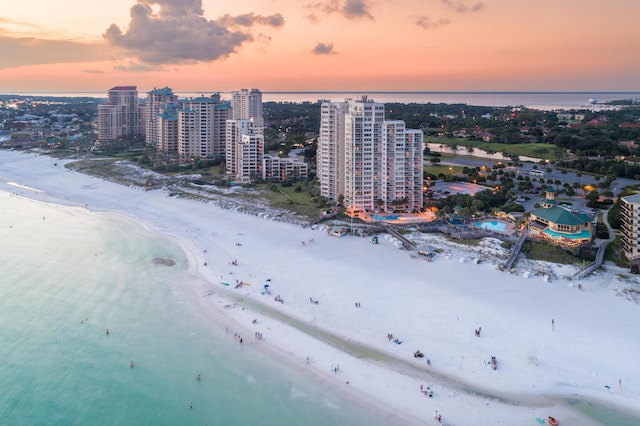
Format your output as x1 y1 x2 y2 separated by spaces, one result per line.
0 192 390 426
7 91 640 110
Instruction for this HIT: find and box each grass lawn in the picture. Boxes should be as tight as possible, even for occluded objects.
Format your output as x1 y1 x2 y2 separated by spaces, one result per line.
424 164 465 176
255 183 323 219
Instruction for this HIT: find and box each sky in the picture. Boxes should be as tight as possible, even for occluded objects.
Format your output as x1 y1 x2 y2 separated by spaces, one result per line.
1 0 639 93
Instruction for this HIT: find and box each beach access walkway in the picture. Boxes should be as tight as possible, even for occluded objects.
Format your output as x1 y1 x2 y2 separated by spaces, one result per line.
573 207 616 280
501 228 528 271
382 224 416 250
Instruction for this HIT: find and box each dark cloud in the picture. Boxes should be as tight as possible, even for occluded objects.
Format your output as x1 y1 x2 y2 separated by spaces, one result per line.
415 16 451 30
304 0 375 21
220 13 284 28
312 42 335 55
343 0 374 19
104 0 285 66
0 36 110 69
441 0 485 13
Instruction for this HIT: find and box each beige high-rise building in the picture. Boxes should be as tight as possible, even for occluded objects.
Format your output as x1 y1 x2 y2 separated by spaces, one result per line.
178 97 216 159
231 88 263 128
98 86 144 142
157 103 179 155
145 87 178 150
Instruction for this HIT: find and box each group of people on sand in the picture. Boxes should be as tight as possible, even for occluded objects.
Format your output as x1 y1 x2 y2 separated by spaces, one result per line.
387 333 402 344
419 384 434 398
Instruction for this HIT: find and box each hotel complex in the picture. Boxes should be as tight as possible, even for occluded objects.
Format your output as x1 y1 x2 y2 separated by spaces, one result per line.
317 97 424 214
98 87 306 183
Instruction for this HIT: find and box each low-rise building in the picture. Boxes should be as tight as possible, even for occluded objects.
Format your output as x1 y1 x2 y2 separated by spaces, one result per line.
527 187 593 247
262 154 308 182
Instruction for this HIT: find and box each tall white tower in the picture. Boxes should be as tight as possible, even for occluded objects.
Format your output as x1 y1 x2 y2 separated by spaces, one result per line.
317 97 423 213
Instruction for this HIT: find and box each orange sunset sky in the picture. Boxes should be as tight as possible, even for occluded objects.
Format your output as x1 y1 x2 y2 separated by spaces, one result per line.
1 0 639 93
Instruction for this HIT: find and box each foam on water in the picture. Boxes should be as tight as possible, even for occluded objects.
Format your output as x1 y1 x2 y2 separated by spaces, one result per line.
0 191 391 426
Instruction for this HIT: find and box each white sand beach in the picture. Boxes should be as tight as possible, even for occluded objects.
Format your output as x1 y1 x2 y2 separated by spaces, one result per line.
2 150 639 425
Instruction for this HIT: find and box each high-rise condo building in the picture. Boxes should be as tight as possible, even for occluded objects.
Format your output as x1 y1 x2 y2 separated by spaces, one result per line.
157 103 179 155
317 97 424 213
225 119 263 182
231 88 263 129
98 86 144 142
211 96 232 159
178 96 216 159
225 89 265 182
146 87 178 150
620 194 640 271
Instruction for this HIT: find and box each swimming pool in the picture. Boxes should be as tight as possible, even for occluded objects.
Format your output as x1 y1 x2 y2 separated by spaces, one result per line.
372 214 399 221
472 220 507 232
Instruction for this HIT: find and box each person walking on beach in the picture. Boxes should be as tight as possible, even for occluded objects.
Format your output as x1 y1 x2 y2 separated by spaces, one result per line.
552 318 555 331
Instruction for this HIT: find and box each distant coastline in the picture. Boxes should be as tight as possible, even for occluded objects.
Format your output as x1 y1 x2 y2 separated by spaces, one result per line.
2 91 639 110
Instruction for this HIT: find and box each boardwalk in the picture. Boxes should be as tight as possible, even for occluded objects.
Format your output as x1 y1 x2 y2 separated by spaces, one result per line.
502 228 528 271
573 207 615 280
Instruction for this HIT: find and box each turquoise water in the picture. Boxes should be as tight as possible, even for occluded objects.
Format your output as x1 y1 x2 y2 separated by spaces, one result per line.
371 215 399 221
472 221 507 232
543 228 591 240
0 192 393 426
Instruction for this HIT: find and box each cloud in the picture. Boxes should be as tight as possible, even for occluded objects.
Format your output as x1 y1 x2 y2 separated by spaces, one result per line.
312 42 335 55
0 17 42 30
220 13 284 28
83 69 106 74
441 0 485 13
304 0 375 21
415 16 451 29
0 36 111 70
104 0 285 66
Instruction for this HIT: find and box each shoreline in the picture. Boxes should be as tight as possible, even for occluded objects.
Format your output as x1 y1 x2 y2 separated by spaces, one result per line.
1 150 639 425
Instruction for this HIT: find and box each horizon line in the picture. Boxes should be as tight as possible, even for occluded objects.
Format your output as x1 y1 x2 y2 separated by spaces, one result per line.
1 90 639 96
